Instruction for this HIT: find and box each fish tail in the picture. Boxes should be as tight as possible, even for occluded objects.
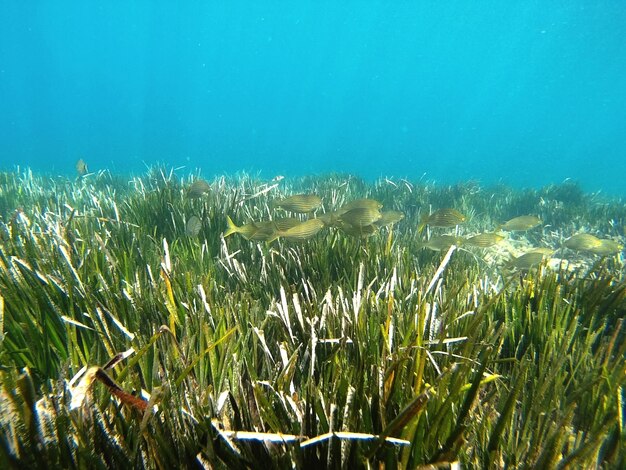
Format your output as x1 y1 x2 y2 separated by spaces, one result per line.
267 228 285 245
269 199 280 210
417 216 427 235
223 216 239 238
266 230 284 244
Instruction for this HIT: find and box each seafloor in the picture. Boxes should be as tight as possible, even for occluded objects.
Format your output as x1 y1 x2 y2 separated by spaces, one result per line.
0 168 624 469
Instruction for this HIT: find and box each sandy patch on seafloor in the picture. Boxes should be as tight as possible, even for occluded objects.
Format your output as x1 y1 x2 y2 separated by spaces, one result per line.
478 235 591 274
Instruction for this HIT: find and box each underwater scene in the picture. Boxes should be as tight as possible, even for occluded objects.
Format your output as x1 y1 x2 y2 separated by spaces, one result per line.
1 3 625 469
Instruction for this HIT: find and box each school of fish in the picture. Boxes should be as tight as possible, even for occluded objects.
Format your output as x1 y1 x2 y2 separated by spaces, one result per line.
175 175 624 273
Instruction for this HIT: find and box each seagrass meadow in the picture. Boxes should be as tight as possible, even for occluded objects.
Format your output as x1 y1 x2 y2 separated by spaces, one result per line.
0 168 625 469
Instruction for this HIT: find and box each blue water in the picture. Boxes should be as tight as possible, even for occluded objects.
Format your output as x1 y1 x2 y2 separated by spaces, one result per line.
1 2 625 194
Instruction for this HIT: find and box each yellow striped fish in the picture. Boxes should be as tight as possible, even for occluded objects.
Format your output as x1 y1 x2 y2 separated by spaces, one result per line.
374 210 405 228
75 158 88 176
418 208 466 233
338 207 382 228
249 218 302 242
418 235 463 251
563 233 602 252
588 239 623 256
497 215 541 231
272 194 322 213
338 221 379 238
185 216 202 237
267 218 325 243
188 179 211 198
506 251 546 270
465 232 505 248
337 198 383 215
223 216 259 239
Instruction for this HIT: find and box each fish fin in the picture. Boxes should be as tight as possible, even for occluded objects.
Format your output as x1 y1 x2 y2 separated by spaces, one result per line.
223 215 238 238
266 230 283 244
417 217 427 235
269 199 281 210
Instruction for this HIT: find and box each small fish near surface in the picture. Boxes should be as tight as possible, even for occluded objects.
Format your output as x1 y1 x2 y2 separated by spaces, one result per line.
418 208 466 233
272 194 323 213
267 218 325 243
465 232 505 248
76 158 88 176
497 215 542 232
185 215 202 237
188 179 211 198
563 233 602 252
